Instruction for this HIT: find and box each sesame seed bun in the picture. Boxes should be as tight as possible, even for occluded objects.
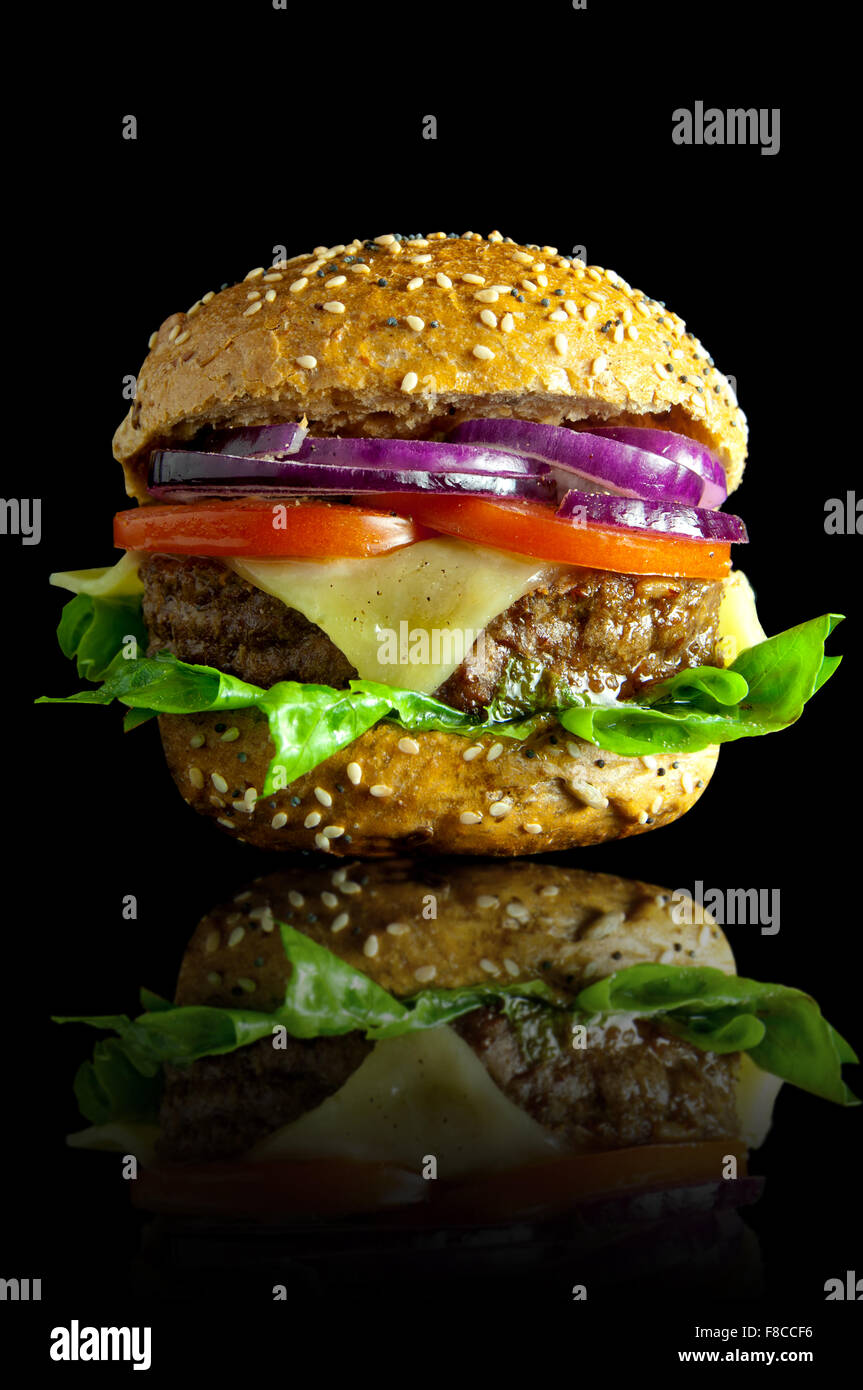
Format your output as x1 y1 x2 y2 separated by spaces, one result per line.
160 711 718 855
175 858 735 1009
114 231 746 502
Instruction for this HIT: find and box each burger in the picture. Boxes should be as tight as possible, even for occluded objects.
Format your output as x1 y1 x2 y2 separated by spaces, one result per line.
57 859 857 1292
41 231 840 854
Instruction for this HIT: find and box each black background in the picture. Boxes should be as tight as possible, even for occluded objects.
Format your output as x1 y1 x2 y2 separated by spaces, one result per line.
3 1 859 1370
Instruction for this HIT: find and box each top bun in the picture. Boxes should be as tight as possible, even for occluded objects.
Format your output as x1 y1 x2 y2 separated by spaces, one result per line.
115 231 747 502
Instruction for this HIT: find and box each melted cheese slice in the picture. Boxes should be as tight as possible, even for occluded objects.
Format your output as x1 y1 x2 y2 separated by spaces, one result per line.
717 569 767 664
50 551 144 597
229 540 553 694
735 1054 783 1149
250 1026 563 1176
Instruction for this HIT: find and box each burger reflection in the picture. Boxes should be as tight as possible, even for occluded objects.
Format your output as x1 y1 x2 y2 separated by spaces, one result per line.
58 858 857 1301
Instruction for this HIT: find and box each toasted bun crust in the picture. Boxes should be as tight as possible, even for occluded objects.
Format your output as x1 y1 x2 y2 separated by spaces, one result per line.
159 711 718 855
114 231 746 501
175 858 735 1010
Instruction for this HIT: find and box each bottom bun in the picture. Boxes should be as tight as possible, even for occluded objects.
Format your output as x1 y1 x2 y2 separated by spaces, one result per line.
158 711 718 854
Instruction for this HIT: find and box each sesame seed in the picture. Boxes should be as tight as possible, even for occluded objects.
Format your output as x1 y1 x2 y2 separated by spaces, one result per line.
324 275 346 288
201 291 214 303
486 742 504 760
174 329 190 344
472 345 494 360
370 784 393 798
375 234 395 245
346 761 363 785
568 779 608 809
462 745 484 762
549 309 568 323
227 926 245 948
398 737 420 755
539 885 559 898
296 355 317 369
500 313 515 333
243 787 258 809
436 272 453 289
479 958 500 976
682 771 695 795
352 264 371 274
304 811 321 829
188 766 204 789
340 880 362 895
271 812 288 829
641 755 658 770
220 726 240 742
386 921 410 936
205 929 220 954
536 275 549 288
523 822 543 834
168 324 180 341
474 288 499 303
407 277 423 291
401 372 418 393
288 890 305 908
489 800 512 818
290 278 309 292
148 331 158 349
637 809 649 824
314 833 332 852
587 267 603 281
245 267 265 281
520 280 537 293
410 254 432 264
614 325 625 344
414 965 437 984
216 817 235 829
406 314 424 332
627 325 639 340
262 272 284 282
323 301 345 313
314 787 333 807
650 795 664 815
331 912 350 933
591 354 608 375
459 811 483 824
553 333 568 355
321 890 339 909
503 958 520 977
480 309 498 328
476 895 499 910
505 901 530 922
363 934 379 958
582 303 598 321
210 795 225 808
322 825 345 839
462 273 485 284
513 251 533 264
211 772 229 793
243 301 263 317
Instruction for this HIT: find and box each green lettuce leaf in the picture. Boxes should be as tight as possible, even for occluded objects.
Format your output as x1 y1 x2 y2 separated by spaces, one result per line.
576 964 859 1107
558 615 844 754
55 925 858 1125
39 592 844 788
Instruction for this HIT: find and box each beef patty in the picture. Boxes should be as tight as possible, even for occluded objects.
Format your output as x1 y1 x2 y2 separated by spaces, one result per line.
157 1013 739 1162
158 1031 372 1161
453 1010 740 1150
140 554 722 712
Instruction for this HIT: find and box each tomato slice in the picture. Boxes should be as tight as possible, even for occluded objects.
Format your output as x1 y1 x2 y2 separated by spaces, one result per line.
131 1141 747 1222
132 1157 428 1217
432 1140 749 1226
113 500 431 558
365 493 731 580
